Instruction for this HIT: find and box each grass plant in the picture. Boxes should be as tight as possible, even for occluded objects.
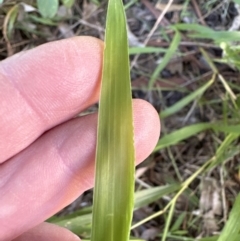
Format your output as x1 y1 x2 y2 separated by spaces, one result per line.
90 0 135 241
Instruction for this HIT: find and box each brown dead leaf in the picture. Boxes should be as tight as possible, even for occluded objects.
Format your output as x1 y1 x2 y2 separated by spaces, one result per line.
155 3 185 13
200 177 222 215
199 177 222 235
203 210 219 235
166 57 183 74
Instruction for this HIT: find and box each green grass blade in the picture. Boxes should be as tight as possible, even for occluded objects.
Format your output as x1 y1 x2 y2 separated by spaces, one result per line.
174 24 214 36
162 202 176 241
37 0 59 19
91 0 135 241
124 0 138 9
47 206 92 223
207 134 240 170
148 30 181 89
217 194 240 241
174 23 240 43
214 124 240 134
129 47 167 55
49 186 179 237
5 5 19 39
160 78 214 119
170 212 187 232
134 184 180 210
154 123 214 151
154 121 240 152
198 238 218 241
53 213 92 236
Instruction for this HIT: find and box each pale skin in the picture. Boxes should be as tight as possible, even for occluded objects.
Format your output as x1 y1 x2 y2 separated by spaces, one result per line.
0 37 161 241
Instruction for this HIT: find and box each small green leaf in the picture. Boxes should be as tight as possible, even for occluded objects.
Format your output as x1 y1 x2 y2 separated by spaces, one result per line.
61 0 75 8
232 0 240 4
37 0 59 18
3 4 19 40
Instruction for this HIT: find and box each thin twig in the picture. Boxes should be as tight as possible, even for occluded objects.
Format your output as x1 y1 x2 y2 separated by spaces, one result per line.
131 0 175 68
191 0 207 26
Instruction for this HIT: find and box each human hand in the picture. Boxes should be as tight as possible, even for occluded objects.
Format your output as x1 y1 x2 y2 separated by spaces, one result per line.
0 37 160 241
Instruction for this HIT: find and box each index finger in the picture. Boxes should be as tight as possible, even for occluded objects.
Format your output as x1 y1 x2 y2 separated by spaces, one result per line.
0 37 103 163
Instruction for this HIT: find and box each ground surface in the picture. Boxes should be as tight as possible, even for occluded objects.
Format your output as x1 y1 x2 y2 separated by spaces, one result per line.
1 0 240 240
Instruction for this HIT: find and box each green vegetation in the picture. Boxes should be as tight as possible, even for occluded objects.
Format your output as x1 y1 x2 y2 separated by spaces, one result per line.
91 0 135 241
